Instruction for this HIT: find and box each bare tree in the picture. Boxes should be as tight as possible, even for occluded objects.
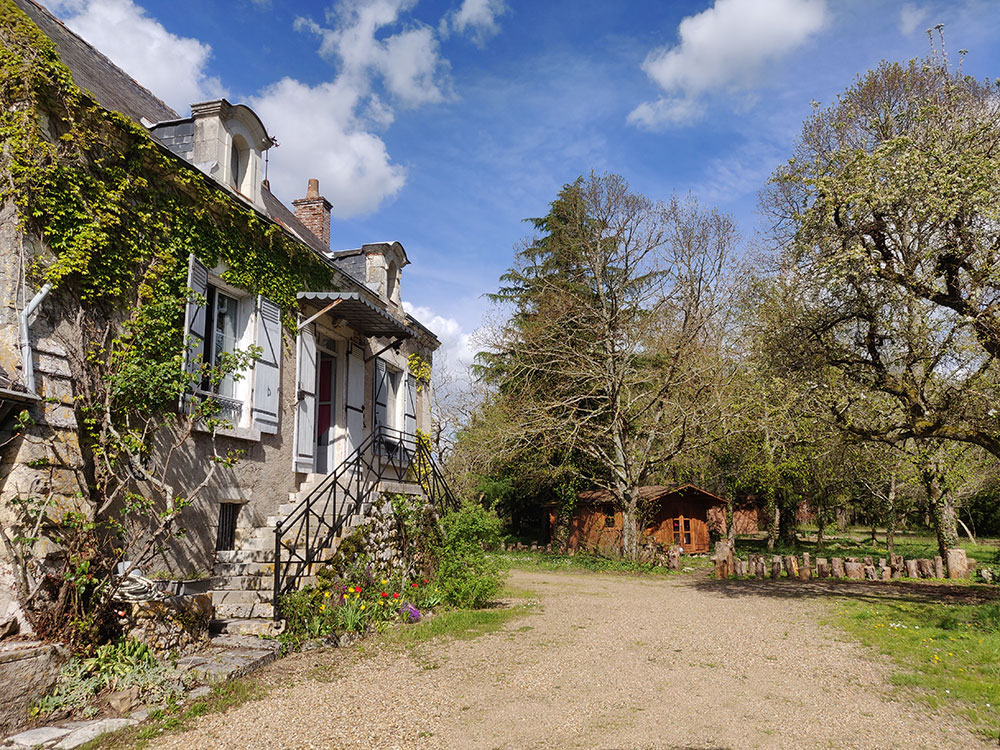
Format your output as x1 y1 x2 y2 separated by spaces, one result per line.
481 173 737 559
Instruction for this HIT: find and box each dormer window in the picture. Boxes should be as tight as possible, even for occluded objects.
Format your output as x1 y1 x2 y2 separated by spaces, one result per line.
386 260 398 303
230 135 249 193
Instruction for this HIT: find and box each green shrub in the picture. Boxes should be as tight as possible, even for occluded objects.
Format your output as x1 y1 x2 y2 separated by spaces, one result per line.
33 639 186 718
435 503 506 608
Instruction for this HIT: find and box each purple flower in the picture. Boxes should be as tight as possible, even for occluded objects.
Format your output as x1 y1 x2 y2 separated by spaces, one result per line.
401 603 421 623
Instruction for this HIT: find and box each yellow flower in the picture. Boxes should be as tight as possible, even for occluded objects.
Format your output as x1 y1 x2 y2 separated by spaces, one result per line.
355 593 360 599
381 579 388 585
320 604 326 612
360 604 366 610
324 591 331 598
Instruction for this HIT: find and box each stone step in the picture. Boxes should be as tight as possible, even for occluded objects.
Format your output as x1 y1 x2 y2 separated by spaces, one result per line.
211 589 272 606
213 561 274 577
378 479 426 496
214 601 274 619
210 618 282 637
215 549 274 564
207 574 275 591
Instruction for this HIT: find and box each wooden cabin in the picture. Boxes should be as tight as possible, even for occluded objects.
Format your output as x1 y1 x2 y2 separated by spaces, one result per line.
550 484 757 555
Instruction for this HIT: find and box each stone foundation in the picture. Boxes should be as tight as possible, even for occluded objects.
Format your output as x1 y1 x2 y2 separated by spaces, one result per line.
0 640 68 735
119 594 212 658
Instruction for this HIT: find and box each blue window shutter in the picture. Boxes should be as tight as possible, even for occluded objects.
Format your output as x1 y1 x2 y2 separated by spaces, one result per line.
251 296 282 434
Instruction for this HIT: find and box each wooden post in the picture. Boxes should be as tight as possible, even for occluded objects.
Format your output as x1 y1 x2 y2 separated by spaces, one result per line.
771 556 782 580
933 556 944 579
917 559 933 578
890 553 903 579
782 555 799 579
845 561 864 579
905 559 919 578
831 557 845 578
667 545 682 571
713 541 733 579
946 549 967 579
816 558 829 578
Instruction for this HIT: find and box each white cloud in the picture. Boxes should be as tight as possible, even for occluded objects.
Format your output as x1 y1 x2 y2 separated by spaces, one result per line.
899 4 928 36
250 78 406 218
442 0 507 45
45 0 225 114
297 0 448 108
629 0 828 129
403 302 476 375
255 0 452 216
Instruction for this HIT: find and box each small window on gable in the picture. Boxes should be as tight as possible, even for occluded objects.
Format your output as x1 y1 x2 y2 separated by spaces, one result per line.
604 506 615 527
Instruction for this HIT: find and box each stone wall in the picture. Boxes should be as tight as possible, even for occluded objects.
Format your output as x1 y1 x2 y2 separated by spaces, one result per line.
0 641 68 735
119 593 212 658
329 493 440 581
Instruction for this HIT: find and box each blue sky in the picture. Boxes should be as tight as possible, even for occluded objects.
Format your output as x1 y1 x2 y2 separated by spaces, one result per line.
43 0 1000 373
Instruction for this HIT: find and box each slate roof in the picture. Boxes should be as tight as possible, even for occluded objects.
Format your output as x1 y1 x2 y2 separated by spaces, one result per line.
577 484 726 506
13 0 179 124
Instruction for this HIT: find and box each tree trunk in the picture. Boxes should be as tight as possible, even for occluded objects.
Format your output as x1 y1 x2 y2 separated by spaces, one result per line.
885 472 897 556
924 468 959 571
766 493 778 552
816 499 826 551
726 498 736 547
620 488 639 561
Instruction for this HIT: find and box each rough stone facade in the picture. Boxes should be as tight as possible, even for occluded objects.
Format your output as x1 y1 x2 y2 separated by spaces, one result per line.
0 641 69 735
119 594 212 658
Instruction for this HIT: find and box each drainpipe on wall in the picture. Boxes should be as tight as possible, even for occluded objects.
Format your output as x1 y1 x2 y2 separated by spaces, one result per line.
18 282 53 394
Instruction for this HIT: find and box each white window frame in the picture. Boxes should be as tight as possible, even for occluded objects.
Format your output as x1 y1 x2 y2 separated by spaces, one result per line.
199 276 254 429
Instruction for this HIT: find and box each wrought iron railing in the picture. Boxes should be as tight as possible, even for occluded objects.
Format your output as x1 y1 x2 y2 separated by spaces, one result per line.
272 426 457 618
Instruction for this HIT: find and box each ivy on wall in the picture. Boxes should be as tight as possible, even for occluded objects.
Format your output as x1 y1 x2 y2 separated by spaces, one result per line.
0 0 337 328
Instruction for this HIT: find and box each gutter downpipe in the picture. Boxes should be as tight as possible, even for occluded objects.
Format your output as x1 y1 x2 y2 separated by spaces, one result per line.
18 283 53 394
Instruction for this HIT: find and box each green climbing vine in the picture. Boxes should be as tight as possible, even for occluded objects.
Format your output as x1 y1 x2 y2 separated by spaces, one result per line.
0 0 337 325
0 2 342 647
407 353 431 392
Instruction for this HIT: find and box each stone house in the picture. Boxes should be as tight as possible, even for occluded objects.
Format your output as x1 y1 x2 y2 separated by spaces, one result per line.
0 0 450 624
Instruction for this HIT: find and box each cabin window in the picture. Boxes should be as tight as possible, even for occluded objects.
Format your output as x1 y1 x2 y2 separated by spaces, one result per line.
604 506 615 527
672 517 692 546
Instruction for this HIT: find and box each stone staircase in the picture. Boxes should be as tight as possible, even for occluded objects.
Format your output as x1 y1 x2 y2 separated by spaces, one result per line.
208 473 373 620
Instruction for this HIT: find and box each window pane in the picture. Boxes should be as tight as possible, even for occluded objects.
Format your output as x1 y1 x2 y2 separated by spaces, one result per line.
213 292 238 398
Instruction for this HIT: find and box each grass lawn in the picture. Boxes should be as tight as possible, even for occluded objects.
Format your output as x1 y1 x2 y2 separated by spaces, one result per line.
835 594 1000 740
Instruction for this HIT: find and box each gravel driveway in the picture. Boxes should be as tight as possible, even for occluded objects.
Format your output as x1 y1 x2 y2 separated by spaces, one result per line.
153 568 990 750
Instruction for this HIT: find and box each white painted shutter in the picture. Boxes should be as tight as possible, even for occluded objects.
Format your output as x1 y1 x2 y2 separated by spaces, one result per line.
293 322 317 473
373 358 388 431
251 296 281 434
404 374 417 441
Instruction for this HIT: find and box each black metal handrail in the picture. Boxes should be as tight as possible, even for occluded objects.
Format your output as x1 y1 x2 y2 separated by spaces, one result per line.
272 426 457 618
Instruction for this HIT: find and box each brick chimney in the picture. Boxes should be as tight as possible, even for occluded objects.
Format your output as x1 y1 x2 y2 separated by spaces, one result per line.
292 178 332 249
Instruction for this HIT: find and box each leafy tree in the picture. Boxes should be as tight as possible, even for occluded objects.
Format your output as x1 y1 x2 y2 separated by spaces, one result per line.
759 48 1000 568
478 173 736 559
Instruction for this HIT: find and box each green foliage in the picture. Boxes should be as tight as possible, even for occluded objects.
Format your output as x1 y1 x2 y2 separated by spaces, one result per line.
407 353 431 391
32 639 186 719
434 502 506 608
501 548 696 576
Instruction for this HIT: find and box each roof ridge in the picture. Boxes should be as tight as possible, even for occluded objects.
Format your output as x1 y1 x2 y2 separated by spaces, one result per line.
18 0 180 121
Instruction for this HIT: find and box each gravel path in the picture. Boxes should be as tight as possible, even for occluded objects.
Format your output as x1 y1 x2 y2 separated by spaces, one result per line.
153 569 990 750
